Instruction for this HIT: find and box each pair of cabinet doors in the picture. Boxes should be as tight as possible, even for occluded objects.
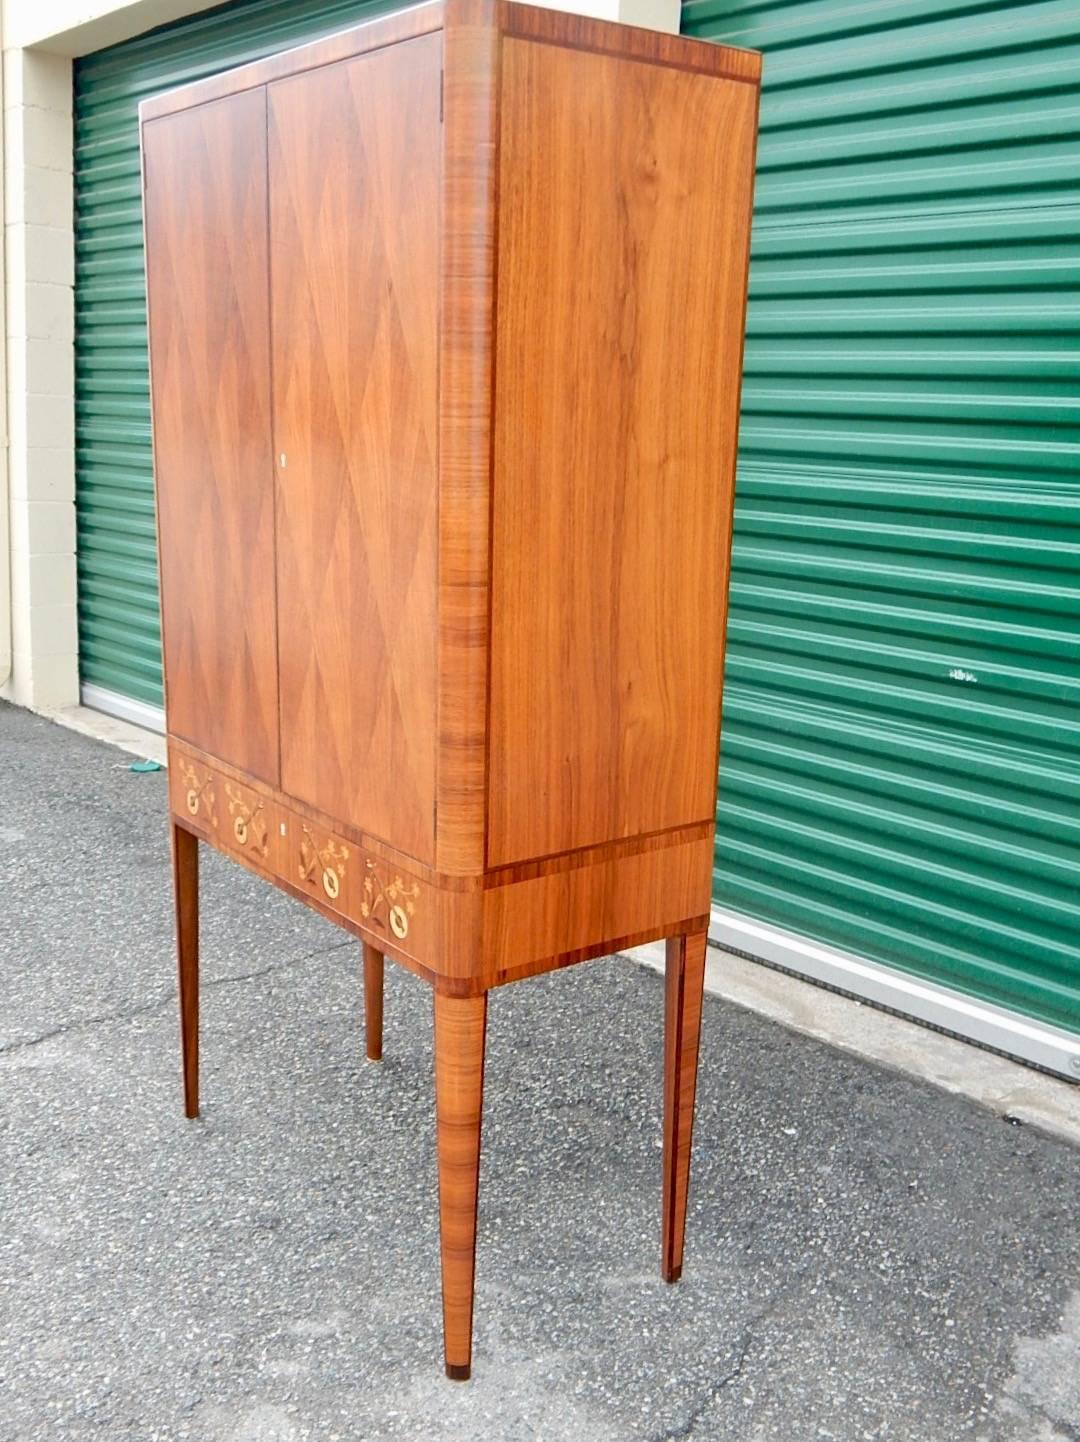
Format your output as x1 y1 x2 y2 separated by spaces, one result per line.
144 35 441 865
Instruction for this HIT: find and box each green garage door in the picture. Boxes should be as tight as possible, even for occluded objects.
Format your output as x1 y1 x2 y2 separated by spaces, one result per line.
74 0 396 718
77 0 1079 1064
685 0 1080 1060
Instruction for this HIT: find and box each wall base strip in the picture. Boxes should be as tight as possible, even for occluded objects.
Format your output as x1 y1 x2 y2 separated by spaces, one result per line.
709 906 1080 1082
81 683 165 735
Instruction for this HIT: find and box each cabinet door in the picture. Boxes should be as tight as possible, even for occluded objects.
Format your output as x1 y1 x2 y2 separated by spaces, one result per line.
268 35 441 864
144 89 279 783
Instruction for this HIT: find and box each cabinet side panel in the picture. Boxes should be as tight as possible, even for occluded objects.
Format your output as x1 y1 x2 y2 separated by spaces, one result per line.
269 35 441 865
143 91 279 783
488 40 758 867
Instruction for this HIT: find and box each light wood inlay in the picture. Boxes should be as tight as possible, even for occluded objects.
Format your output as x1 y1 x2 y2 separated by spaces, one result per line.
222 776 274 865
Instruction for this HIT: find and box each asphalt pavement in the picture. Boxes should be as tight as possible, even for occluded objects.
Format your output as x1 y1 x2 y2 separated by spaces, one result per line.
1 699 1078 1441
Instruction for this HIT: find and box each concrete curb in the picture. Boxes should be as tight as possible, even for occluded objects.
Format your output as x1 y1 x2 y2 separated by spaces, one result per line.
625 940 1080 1149
43 703 167 766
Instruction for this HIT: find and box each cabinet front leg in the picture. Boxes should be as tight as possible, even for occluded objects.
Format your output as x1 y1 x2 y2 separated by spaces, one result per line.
362 942 384 1061
434 988 487 1381
662 928 707 1283
171 821 199 1120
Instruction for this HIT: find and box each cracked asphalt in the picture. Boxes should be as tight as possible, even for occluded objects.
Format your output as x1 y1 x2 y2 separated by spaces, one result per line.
2 698 1079 1442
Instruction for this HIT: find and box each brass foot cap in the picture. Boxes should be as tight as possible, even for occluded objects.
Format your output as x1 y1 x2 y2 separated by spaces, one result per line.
446 1363 471 1382
663 1264 682 1284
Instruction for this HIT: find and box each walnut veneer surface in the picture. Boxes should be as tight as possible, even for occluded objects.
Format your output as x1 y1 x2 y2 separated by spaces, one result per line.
141 0 759 1381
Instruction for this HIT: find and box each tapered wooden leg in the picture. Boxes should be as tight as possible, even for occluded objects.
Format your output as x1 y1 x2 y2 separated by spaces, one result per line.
362 942 384 1061
662 928 707 1283
171 822 199 1120
434 988 487 1381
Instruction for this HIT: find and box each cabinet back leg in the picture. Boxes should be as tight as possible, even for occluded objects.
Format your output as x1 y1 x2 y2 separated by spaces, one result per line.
171 822 199 1119
434 989 487 1381
362 942 384 1061
662 928 707 1282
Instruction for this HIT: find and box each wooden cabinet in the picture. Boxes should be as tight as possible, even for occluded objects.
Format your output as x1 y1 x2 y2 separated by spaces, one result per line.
141 0 759 1380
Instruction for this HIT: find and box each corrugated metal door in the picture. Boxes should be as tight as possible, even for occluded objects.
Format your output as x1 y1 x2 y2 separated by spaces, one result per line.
683 0 1080 1043
77 0 1079 1051
74 0 396 718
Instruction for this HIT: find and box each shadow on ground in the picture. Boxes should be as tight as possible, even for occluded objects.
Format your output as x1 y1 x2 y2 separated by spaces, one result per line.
2 701 1078 1442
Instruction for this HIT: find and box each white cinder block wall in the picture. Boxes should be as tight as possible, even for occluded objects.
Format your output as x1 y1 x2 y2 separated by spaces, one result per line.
2 47 77 709
0 0 676 715
0 0 227 712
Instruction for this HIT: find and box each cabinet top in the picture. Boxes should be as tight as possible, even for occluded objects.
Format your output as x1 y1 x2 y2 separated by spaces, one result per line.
139 0 760 125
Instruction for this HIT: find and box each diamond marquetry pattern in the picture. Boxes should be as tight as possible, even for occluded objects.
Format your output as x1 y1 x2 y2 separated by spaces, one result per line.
268 35 441 865
144 89 280 784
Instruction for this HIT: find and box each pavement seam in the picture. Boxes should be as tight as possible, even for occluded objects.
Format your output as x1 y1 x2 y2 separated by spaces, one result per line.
647 1291 788 1442
0 937 354 1056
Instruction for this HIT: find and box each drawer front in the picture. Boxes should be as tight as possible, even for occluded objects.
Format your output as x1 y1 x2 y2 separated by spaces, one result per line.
169 744 432 955
285 815 426 951
170 753 281 870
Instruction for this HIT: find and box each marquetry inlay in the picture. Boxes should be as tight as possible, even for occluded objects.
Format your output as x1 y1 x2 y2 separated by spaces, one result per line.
361 859 421 940
224 783 269 858
179 760 217 827
298 826 350 902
